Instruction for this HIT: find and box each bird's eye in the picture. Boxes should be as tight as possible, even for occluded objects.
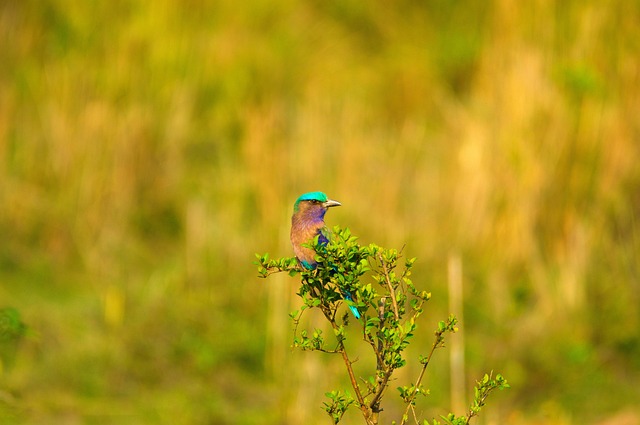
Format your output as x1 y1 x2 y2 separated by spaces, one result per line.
310 200 318 204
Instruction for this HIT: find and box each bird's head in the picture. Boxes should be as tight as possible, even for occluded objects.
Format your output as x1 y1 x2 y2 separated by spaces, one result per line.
292 191 341 222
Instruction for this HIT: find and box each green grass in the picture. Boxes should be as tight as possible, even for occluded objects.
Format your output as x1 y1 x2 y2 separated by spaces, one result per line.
1 0 640 423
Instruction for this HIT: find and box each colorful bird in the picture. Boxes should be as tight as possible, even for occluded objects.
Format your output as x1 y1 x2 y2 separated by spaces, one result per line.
290 191 361 319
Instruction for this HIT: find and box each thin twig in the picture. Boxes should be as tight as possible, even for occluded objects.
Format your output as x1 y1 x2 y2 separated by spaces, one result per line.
369 367 393 416
411 404 420 424
378 254 400 321
363 329 385 374
368 299 391 419
328 320 374 425
399 331 443 425
315 347 341 354
376 298 386 370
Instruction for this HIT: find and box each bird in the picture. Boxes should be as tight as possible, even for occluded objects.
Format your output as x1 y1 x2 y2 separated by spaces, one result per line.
290 191 361 319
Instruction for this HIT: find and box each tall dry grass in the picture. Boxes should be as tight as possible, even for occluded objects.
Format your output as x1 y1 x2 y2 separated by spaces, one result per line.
1 0 639 423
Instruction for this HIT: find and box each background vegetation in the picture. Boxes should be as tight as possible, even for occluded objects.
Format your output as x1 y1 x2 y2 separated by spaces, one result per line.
1 0 639 423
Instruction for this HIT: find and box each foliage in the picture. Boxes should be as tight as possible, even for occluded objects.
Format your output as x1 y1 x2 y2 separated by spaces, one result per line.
0 308 26 343
0 307 27 422
257 227 508 424
0 307 27 370
2 0 640 423
426 373 510 425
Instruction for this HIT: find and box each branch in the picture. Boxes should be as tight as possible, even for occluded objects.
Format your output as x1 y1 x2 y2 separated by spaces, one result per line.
328 320 373 424
363 330 386 378
463 372 510 424
399 322 452 425
399 349 432 425
378 254 400 321
368 299 392 417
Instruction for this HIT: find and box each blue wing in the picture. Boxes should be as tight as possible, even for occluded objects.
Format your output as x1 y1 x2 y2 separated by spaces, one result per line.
318 226 331 247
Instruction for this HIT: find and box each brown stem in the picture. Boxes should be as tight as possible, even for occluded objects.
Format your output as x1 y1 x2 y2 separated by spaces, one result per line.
378 254 400 321
376 298 386 370
399 331 444 425
328 319 374 424
369 299 388 414
369 367 393 417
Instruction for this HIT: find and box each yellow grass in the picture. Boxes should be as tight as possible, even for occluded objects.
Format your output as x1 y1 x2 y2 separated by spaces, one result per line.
1 0 639 423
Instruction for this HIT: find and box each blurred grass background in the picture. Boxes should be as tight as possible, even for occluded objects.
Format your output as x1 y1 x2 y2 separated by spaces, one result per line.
1 0 639 424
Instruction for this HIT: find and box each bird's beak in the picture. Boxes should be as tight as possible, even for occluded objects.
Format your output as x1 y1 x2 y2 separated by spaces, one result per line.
323 199 341 208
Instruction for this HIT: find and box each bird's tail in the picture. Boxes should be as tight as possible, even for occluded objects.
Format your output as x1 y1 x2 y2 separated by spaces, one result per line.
342 290 361 319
